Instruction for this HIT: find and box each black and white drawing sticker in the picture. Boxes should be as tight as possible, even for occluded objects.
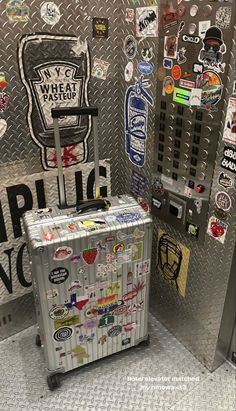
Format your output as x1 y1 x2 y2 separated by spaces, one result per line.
215 191 232 212
18 34 91 170
53 326 73 342
49 267 69 284
198 26 226 74
221 146 236 174
218 172 234 190
136 6 158 37
215 7 232 30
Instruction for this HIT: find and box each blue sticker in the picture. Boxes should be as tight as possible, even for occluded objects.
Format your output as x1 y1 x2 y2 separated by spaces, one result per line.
163 58 173 69
138 61 154 75
116 212 141 223
124 77 154 167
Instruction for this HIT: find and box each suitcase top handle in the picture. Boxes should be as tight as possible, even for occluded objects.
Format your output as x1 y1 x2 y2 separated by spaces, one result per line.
51 106 98 118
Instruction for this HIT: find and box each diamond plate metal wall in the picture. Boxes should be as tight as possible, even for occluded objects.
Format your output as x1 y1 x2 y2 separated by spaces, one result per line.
118 1 236 371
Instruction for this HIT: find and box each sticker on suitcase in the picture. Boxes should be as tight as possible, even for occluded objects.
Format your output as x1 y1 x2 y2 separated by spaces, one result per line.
116 212 141 223
65 293 89 310
54 314 81 330
127 242 143 262
53 326 73 342
99 313 115 328
82 248 98 265
108 325 122 337
49 267 69 284
53 246 73 261
49 305 69 320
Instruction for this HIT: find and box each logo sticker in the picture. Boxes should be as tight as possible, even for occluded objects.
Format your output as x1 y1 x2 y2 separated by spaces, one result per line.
18 34 91 170
173 87 191 106
138 61 154 76
99 313 115 328
196 70 223 109
92 17 109 38
54 315 81 330
123 36 138 60
215 191 231 212
207 216 228 244
218 172 234 190
182 34 200 44
171 65 181 81
49 267 69 285
53 326 73 342
221 146 236 174
108 325 122 337
53 247 73 261
125 62 134 82
179 79 195 89
125 77 153 167
49 305 69 320
41 2 61 26
136 6 158 37
92 58 110 80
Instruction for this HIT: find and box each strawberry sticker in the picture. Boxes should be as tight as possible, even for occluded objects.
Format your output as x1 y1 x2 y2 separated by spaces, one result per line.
82 248 98 265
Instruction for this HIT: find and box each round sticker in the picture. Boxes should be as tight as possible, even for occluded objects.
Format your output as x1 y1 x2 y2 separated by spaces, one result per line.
189 23 197 35
49 305 69 320
215 191 231 212
53 246 73 261
41 2 61 26
53 326 73 342
123 35 137 60
214 208 228 221
113 242 125 253
113 304 127 316
190 5 198 17
203 4 212 17
157 67 166 81
49 267 69 284
0 119 7 139
125 62 134 82
85 307 98 319
108 325 122 337
163 76 175 94
172 65 181 80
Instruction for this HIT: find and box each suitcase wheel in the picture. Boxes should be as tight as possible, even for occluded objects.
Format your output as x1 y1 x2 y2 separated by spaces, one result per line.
35 334 42 347
47 374 61 391
139 334 150 347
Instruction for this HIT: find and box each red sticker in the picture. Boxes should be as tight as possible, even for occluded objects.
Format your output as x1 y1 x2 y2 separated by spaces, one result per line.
82 248 98 265
172 65 181 80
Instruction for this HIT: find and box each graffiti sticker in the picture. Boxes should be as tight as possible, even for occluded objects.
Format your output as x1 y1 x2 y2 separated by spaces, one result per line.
198 26 226 73
125 77 154 167
136 6 158 37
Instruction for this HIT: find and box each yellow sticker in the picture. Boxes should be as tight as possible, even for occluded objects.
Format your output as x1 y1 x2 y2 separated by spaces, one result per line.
157 230 190 297
54 315 81 330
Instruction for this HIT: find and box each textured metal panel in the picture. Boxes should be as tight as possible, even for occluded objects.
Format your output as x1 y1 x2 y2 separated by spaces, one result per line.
119 1 236 372
0 314 235 411
0 293 35 341
0 0 122 195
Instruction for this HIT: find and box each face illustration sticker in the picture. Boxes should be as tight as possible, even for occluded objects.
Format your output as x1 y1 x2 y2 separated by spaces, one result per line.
163 76 175 94
198 26 227 73
41 2 61 26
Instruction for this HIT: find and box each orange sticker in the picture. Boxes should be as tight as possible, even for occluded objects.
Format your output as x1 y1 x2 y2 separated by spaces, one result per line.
172 65 181 80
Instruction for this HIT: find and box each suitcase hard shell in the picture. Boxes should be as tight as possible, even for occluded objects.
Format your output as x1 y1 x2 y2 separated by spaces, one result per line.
23 195 152 389
23 106 152 389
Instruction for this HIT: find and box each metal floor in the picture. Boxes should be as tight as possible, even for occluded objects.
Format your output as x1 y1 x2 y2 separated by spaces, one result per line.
0 314 235 411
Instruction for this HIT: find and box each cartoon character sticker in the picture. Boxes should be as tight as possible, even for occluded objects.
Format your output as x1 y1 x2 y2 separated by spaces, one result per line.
41 2 61 26
196 70 223 110
198 26 226 73
163 76 175 94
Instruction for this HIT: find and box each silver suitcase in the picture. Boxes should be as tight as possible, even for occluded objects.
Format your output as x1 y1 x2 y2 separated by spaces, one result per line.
22 106 152 390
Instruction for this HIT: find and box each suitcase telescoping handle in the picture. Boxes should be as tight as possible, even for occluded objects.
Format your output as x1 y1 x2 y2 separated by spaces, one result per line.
51 106 101 210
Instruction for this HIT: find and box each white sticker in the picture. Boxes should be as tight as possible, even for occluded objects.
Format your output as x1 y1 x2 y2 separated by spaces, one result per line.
207 216 228 244
198 20 211 39
91 58 110 80
135 259 150 276
136 6 158 37
41 2 61 26
0 119 7 139
53 246 73 261
125 62 134 82
190 88 202 106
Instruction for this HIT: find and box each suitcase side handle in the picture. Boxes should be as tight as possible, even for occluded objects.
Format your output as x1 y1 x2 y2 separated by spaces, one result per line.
76 199 110 214
51 106 98 118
